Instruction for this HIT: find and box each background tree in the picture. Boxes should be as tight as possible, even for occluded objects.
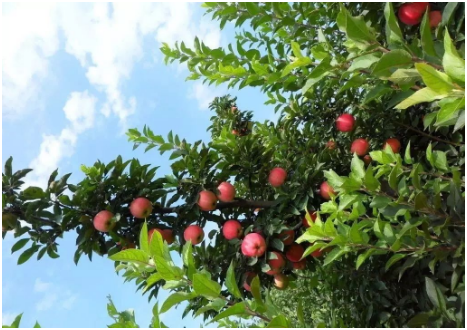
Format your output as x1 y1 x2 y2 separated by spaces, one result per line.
3 2 465 328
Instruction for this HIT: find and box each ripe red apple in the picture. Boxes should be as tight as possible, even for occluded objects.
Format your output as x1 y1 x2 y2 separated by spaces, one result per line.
269 167 287 187
273 274 289 290
398 2 429 25
197 190 217 211
93 210 115 232
363 155 372 166
231 106 238 113
162 229 175 245
310 244 324 258
336 114 355 132
129 197 153 219
384 138 401 153
286 244 305 262
350 138 370 156
326 140 336 150
243 272 256 291
241 233 266 257
266 252 286 275
232 129 239 135
320 181 335 200
217 182 236 202
2 213 17 231
279 230 295 246
429 11 442 28
293 259 306 270
302 212 317 228
222 220 243 240
184 225 204 245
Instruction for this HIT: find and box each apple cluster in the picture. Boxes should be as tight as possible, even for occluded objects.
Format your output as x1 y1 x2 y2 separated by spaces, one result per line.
398 2 441 28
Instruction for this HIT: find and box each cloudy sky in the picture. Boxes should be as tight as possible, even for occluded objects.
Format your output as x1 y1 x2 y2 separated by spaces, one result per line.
2 2 275 328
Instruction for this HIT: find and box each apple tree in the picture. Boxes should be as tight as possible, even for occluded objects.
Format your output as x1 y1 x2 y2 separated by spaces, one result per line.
2 2 465 328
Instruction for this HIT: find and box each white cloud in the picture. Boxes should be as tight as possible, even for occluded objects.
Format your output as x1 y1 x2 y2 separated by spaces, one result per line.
36 292 59 312
33 278 78 312
26 91 97 188
34 278 52 293
2 312 18 326
188 82 226 110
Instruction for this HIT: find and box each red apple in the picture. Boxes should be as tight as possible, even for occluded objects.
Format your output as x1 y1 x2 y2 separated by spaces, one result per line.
293 259 306 270
269 167 287 187
266 252 286 275
184 225 204 245
398 2 429 25
336 114 355 132
429 11 442 28
302 212 317 228
273 274 289 290
222 220 243 240
363 155 372 166
129 197 153 219
310 244 324 258
149 228 163 243
320 181 335 200
279 230 295 246
350 138 370 156
162 229 175 245
121 241 136 250
217 182 236 202
93 210 115 232
231 106 238 113
326 140 336 150
243 272 256 291
286 244 305 262
197 190 217 211
232 129 239 135
241 233 266 257
384 138 401 153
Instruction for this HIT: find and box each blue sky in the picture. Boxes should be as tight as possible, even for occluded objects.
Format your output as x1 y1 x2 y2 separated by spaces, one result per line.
2 3 276 328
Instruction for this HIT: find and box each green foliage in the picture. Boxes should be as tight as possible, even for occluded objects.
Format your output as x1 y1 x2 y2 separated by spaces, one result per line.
2 2 465 328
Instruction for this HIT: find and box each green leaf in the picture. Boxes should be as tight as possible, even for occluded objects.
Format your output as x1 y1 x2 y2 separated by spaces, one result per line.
323 170 345 188
250 275 264 308
139 222 149 255
407 312 431 327
11 238 29 253
395 87 447 110
435 97 465 126
182 242 196 280
443 30 465 83
372 50 412 77
351 153 365 179
209 302 246 324
370 196 391 209
291 41 303 58
404 141 413 164
385 254 406 271
245 2 260 15
109 249 150 266
11 314 23 328
302 243 327 258
301 57 332 93
17 245 39 265
193 273 221 299
267 315 291 328
4 156 13 177
194 298 227 317
155 255 183 281
143 273 162 293
281 57 312 77
441 3 458 27
415 63 454 94
349 222 363 244
22 186 45 200
363 84 393 104
356 249 375 270
297 300 305 328
323 247 348 266
383 224 395 244
337 5 376 46
415 192 428 210
225 261 242 299
384 2 404 46
348 54 380 72
324 219 337 237
364 165 380 191
420 11 436 57
160 292 197 314
425 277 447 311
33 321 41 328
386 69 421 88
432 151 448 171
454 110 465 132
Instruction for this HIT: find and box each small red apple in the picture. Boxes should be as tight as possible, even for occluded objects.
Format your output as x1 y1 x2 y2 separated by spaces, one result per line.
429 11 442 28
279 230 295 246
293 259 306 270
363 155 372 166
286 244 305 262
320 181 335 200
273 274 289 290
310 244 324 258
217 182 236 202
302 212 317 228
197 190 217 211
269 167 287 187
326 140 336 150
231 106 238 113
129 197 153 219
162 229 175 245
350 138 370 156
266 251 286 275
384 138 401 153
241 233 266 257
243 271 256 291
398 2 429 25
184 225 204 245
336 114 355 132
232 129 239 135
222 220 243 240
93 210 115 232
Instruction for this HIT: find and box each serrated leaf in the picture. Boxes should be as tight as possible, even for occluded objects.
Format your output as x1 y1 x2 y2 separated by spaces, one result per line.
108 249 150 266
415 63 454 94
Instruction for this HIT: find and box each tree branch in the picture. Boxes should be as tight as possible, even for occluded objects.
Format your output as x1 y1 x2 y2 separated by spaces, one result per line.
154 198 278 214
